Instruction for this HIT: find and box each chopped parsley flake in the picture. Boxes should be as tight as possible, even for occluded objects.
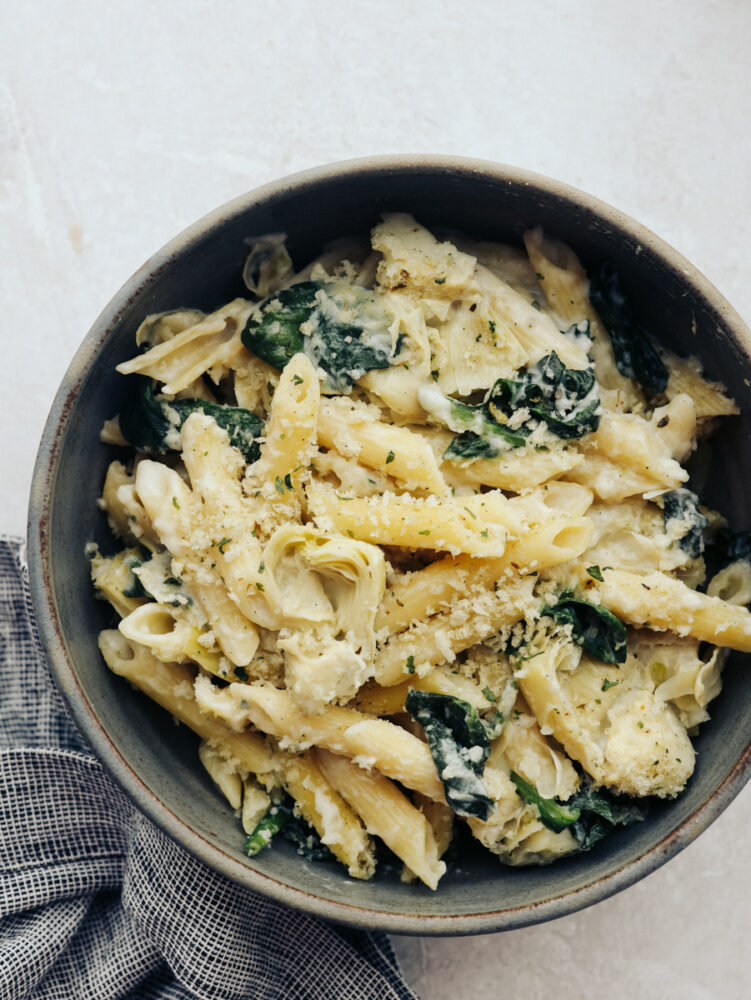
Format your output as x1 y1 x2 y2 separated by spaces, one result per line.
586 565 605 582
406 655 415 674
217 537 232 553
172 496 180 509
385 450 395 464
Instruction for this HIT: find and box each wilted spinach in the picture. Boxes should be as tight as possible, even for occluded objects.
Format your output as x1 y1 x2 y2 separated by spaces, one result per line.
509 772 581 833
420 352 601 462
280 813 335 862
567 780 647 850
243 801 293 857
119 376 263 462
510 772 645 849
406 690 495 820
242 280 393 392
663 488 708 559
588 261 668 395
541 592 627 664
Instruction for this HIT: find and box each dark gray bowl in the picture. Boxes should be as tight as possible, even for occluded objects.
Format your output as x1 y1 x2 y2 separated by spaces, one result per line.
27 155 751 934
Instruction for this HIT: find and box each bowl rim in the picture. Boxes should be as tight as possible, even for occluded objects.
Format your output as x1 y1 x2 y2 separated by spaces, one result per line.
27 153 751 935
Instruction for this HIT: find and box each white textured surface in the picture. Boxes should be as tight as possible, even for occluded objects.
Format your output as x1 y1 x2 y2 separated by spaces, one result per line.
3 2 751 996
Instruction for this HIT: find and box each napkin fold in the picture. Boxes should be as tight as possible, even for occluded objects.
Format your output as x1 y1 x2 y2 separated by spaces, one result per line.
0 537 417 1000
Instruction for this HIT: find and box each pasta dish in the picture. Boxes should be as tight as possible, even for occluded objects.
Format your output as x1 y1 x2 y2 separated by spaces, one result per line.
90 215 751 889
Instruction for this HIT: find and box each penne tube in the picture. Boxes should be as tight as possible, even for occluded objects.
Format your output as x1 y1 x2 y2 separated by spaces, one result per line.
315 749 446 890
193 680 445 802
442 443 584 493
563 453 664 502
352 664 496 717
594 568 751 652
318 397 448 495
248 353 320 488
662 350 739 419
585 411 687 489
476 263 590 370
99 631 275 776
307 480 521 557
374 576 536 686
281 752 376 880
377 516 593 635
522 226 643 408
134 459 261 663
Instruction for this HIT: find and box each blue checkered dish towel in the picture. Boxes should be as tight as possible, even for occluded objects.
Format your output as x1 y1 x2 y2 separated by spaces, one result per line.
0 538 418 1000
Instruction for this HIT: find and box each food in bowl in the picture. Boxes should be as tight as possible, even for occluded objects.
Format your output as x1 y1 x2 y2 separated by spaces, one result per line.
89 213 751 890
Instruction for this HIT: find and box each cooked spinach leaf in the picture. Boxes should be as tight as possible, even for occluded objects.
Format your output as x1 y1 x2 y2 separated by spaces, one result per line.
119 376 263 462
243 801 293 857
280 813 335 862
510 772 645 848
509 772 581 833
406 690 494 820
663 488 708 558
588 261 668 395
420 352 600 462
242 280 393 392
541 592 627 664
567 779 646 850
241 282 313 369
486 352 601 440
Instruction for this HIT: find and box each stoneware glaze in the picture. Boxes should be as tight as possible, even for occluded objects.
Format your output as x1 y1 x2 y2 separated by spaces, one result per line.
27 156 751 934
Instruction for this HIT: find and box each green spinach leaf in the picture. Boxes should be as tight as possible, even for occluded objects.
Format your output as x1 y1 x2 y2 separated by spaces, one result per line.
406 690 494 820
663 488 708 559
567 779 646 850
280 814 335 862
242 280 393 392
541 592 627 664
119 376 264 462
421 351 600 463
486 352 601 440
509 772 581 833
243 801 293 857
510 772 645 848
589 261 668 395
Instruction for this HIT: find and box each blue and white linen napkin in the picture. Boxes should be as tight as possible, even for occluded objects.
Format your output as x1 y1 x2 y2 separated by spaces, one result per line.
0 537 418 1000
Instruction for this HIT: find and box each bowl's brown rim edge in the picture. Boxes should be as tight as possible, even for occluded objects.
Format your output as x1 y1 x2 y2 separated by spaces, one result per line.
26 154 751 936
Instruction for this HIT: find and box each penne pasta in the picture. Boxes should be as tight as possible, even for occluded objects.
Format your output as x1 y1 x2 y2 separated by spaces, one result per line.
92 213 748 889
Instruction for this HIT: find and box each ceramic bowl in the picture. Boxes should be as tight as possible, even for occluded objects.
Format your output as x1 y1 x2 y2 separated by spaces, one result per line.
28 155 751 934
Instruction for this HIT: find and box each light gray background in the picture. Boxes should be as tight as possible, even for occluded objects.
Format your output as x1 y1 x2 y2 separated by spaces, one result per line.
3 2 750 997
